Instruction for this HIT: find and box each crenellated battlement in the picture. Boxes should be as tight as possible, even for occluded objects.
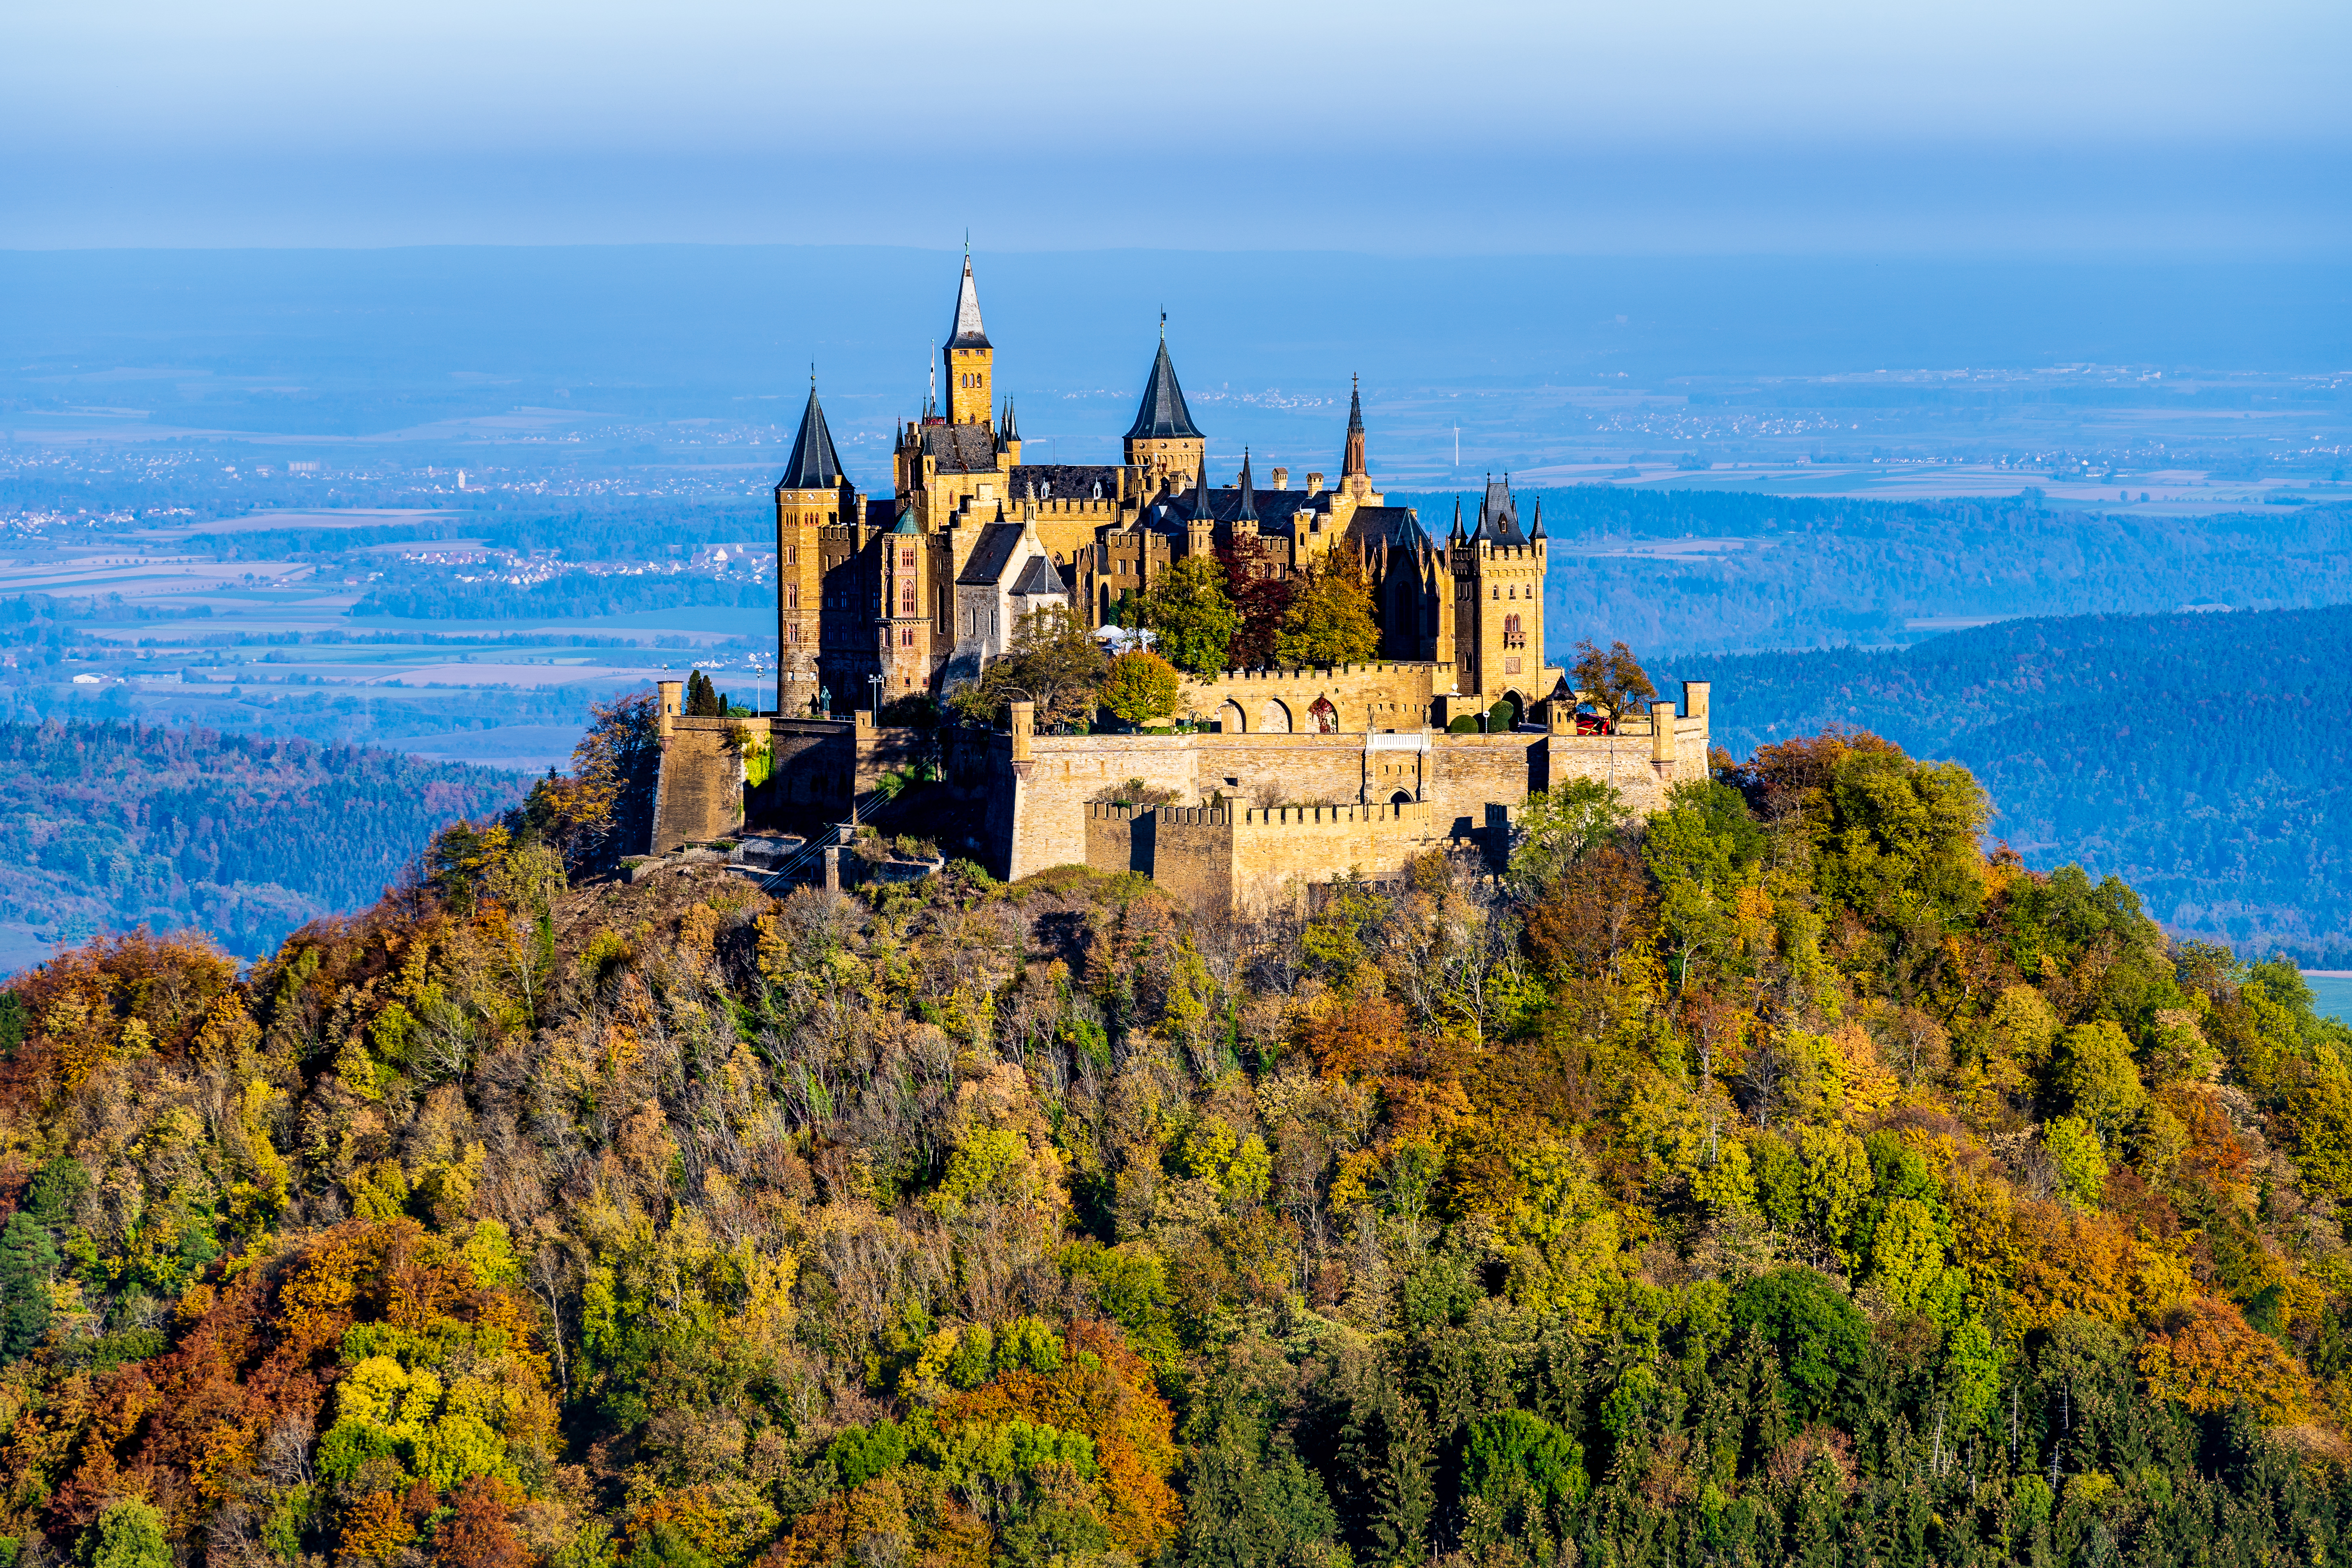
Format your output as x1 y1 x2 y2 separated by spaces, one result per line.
1200 661 1453 686
1241 802 1431 828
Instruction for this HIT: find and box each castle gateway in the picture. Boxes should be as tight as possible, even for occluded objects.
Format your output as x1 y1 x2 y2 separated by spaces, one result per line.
648 255 1714 912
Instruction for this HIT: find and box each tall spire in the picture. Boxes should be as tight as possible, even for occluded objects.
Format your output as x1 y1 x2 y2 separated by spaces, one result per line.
778 385 845 489
1236 449 1257 521
1342 373 1367 478
1001 396 1018 444
1125 334 1204 440
1529 496 1546 541
1449 495 1464 542
948 253 990 349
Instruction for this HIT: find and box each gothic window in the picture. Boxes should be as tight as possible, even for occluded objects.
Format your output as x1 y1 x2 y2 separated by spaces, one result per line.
1504 613 1524 648
900 628 915 647
787 623 800 643
787 585 799 608
900 548 917 569
900 585 915 615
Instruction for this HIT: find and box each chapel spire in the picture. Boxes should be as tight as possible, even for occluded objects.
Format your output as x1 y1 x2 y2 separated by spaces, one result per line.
1342 374 1367 479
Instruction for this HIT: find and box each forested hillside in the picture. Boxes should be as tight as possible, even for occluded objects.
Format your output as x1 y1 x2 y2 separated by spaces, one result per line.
4 720 2352 1568
1660 606 2352 963
0 722 526 960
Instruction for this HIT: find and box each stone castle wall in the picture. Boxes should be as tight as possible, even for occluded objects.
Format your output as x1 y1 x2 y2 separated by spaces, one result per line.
648 679 1717 907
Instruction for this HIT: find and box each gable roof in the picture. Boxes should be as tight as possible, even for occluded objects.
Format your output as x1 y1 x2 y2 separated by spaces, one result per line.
1349 506 1428 551
1124 339 1203 440
948 255 990 350
956 521 1029 586
1010 555 1065 597
777 387 845 490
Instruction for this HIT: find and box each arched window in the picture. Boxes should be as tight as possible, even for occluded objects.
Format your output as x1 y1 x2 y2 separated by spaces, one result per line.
1309 697 1339 733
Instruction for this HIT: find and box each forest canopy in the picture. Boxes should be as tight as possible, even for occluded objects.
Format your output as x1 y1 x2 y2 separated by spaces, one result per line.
2 719 2351 1568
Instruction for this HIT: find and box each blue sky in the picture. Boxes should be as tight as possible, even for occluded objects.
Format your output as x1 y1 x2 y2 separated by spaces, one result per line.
4 0 2347 253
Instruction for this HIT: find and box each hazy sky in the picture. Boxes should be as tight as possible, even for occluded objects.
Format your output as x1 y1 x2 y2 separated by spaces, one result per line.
5 0 2347 252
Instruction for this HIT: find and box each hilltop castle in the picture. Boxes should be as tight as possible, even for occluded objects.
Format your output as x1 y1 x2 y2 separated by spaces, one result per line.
773 253 1559 728
646 255 1716 911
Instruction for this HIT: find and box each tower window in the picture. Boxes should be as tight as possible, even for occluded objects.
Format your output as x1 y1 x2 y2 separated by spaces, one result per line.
900 585 915 615
900 628 915 646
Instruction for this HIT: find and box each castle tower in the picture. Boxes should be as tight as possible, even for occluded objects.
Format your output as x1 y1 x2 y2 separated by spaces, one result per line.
1340 375 1374 502
774 383 852 715
1123 319 1206 488
1452 474 1546 713
879 507 936 698
945 253 993 428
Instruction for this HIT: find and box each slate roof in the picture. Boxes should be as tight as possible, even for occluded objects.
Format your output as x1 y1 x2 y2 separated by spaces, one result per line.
923 422 999 474
1350 506 1430 551
1010 555 1065 597
1473 476 1528 545
777 388 845 490
1161 486 1326 534
1006 465 1123 501
1125 340 1204 440
956 522 1029 586
948 256 990 349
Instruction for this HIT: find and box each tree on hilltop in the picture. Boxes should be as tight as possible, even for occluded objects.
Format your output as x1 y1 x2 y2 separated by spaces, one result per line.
1276 550 1379 670
1219 535 1297 669
946 604 1109 731
1570 638 1657 729
1100 650 1183 726
1137 556 1238 676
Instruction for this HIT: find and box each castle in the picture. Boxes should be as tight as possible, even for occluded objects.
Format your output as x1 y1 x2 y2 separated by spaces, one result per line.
774 253 1560 727
647 255 1717 911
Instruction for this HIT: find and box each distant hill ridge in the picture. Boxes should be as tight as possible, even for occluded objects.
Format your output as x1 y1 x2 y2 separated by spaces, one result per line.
0 720 526 969
1664 603 2352 960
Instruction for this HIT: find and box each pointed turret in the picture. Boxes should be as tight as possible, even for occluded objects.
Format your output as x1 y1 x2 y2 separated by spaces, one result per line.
1125 338 1204 441
1002 397 1018 444
1191 467 1218 524
778 386 845 489
1236 449 1258 523
1122 317 1209 488
1529 496 1546 541
1449 495 1465 543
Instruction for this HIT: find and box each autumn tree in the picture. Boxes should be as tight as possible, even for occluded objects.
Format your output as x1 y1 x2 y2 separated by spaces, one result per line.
945 604 1109 731
1136 555 1239 675
1276 550 1379 669
1218 535 1296 669
1099 650 1182 726
511 689 662 873
1569 638 1656 728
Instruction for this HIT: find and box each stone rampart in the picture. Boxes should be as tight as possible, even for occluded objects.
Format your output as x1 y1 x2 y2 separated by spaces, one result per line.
1181 662 1455 734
